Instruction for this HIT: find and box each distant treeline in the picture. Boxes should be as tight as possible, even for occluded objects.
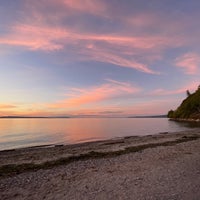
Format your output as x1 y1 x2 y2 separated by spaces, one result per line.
168 85 200 119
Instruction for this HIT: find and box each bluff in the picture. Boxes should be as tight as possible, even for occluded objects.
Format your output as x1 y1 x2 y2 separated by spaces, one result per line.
168 85 200 120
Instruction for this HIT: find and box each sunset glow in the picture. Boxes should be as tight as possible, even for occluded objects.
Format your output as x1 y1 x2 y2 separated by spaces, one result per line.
0 0 200 117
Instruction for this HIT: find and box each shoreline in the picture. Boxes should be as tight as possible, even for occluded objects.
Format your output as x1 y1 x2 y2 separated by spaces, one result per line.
1 117 200 152
1 129 200 199
169 118 200 122
1 129 200 177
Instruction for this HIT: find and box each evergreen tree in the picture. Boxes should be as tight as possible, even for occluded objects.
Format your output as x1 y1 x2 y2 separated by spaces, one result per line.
168 85 200 119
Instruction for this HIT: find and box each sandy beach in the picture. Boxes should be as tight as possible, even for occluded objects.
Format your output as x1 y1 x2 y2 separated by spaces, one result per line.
0 129 200 200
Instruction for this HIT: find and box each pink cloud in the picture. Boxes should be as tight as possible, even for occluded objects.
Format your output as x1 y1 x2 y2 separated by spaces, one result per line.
175 53 200 75
73 99 177 116
83 45 154 75
2 23 180 51
23 0 108 23
63 0 106 15
1 0 189 75
49 79 141 109
81 45 158 74
0 1 191 74
151 81 200 96
0 22 170 73
126 13 158 27
0 24 69 51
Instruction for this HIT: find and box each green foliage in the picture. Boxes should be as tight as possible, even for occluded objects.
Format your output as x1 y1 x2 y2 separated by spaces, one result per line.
168 86 200 119
167 110 174 118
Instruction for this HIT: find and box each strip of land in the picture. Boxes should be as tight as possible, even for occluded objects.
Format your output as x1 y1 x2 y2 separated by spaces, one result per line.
0 129 200 200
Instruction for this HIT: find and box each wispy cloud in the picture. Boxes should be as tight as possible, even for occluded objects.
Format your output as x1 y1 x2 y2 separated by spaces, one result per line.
0 23 170 73
0 0 189 75
1 0 200 117
0 24 67 51
0 104 17 109
175 53 200 75
81 44 158 74
49 79 141 109
63 0 106 15
151 81 199 96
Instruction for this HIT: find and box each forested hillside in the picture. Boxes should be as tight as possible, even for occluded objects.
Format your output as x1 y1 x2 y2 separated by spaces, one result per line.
168 86 200 119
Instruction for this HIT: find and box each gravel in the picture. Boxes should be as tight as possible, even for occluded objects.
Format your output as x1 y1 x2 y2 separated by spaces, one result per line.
0 131 200 200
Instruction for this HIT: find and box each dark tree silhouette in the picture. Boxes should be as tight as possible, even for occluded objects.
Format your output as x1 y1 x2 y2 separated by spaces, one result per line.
186 90 191 97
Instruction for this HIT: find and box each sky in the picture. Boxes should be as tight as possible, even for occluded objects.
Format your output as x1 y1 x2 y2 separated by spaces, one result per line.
0 0 200 117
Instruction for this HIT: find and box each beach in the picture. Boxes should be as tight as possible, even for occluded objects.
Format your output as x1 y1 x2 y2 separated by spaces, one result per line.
0 129 200 200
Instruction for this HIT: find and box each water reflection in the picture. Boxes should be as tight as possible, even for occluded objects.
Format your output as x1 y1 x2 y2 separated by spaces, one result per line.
170 120 200 128
0 118 199 150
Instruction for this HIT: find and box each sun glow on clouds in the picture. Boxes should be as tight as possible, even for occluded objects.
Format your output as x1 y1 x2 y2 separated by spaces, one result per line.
1 0 200 116
0 25 67 51
0 81 199 117
0 23 174 74
0 104 17 109
49 79 141 109
0 0 189 75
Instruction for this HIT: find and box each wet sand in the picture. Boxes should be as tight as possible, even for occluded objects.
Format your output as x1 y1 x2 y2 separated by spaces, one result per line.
0 129 200 200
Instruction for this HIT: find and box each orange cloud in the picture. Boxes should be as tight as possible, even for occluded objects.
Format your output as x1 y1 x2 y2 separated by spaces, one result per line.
175 53 200 75
0 104 17 109
72 98 178 116
49 79 141 109
0 104 19 116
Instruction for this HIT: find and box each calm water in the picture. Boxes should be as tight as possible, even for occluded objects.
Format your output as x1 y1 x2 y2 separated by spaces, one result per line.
0 118 199 150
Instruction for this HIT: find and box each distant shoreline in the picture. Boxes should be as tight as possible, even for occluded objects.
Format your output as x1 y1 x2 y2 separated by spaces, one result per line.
0 116 70 119
0 115 167 119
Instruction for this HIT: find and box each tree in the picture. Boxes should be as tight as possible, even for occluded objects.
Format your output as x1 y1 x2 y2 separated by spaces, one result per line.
167 110 174 118
168 85 200 119
186 90 191 97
